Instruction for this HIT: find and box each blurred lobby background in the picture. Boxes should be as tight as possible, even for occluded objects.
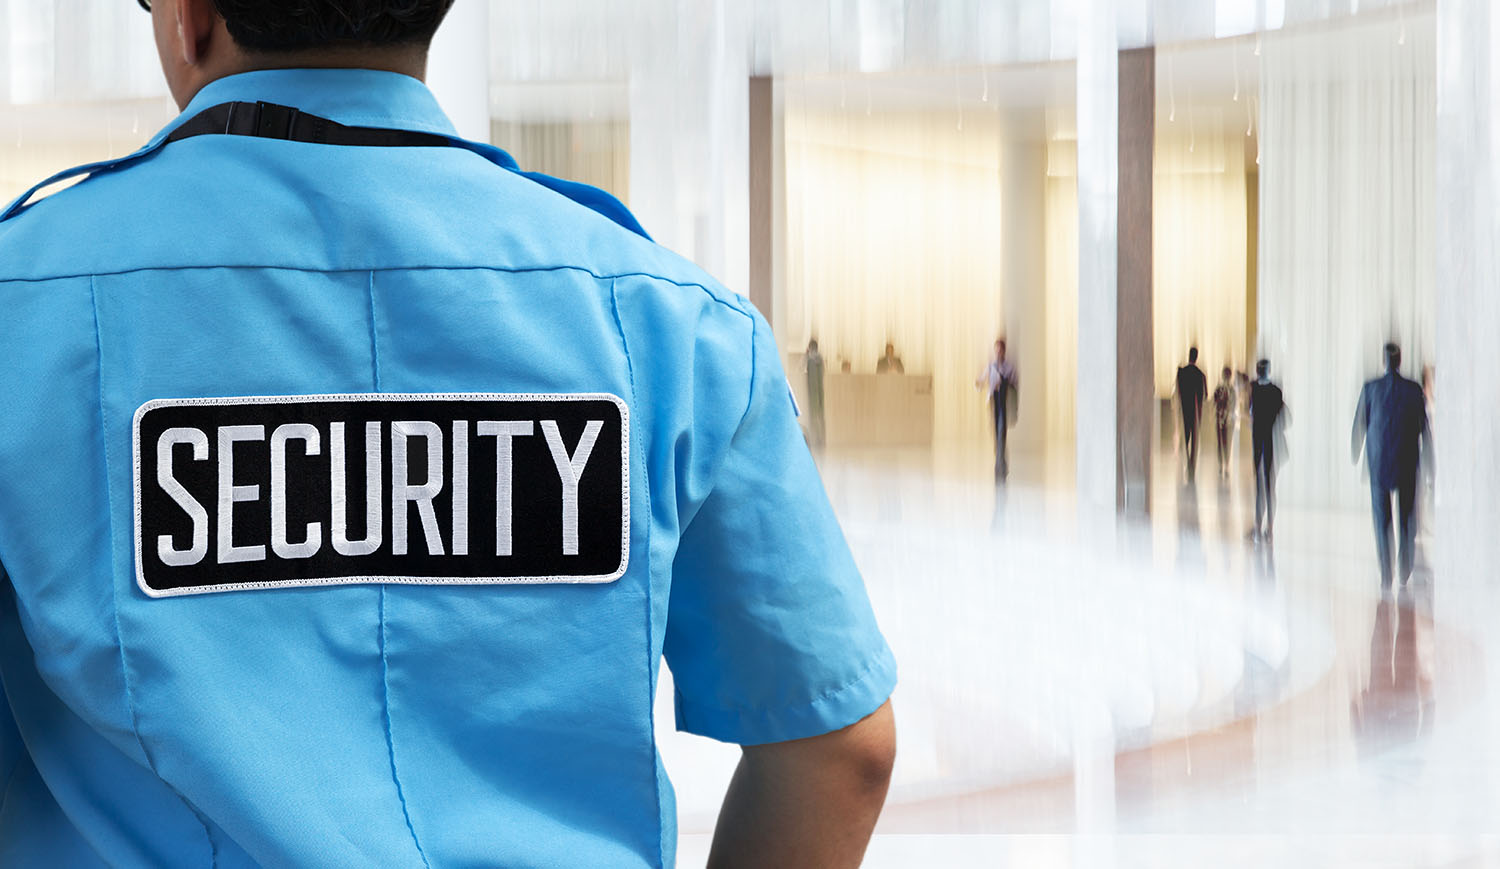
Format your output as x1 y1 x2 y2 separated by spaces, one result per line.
6 0 1500 866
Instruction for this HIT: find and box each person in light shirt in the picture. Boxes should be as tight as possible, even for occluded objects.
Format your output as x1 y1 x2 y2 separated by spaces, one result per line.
976 338 1019 481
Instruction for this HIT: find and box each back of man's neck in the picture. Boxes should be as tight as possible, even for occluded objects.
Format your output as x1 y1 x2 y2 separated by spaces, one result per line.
190 48 430 103
240 40 429 76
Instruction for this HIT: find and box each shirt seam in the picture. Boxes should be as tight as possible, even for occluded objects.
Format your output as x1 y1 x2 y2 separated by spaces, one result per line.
380 587 431 868
90 275 217 866
738 312 760 435
0 266 750 316
609 277 665 869
366 271 383 391
369 273 427 866
677 307 760 538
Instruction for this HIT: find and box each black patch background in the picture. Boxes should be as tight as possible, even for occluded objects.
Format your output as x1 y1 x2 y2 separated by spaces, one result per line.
136 397 625 593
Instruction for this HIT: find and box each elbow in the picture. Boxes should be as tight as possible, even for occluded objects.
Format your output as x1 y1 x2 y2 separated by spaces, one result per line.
740 699 897 802
844 701 897 795
859 735 897 797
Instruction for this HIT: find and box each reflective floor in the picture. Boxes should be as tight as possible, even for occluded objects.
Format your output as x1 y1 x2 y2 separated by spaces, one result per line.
660 432 1500 868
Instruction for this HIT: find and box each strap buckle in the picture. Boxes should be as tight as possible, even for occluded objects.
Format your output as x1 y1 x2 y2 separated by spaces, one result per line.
223 101 301 140
252 102 301 139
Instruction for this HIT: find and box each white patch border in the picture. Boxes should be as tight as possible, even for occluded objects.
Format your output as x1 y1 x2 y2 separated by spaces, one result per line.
132 392 630 599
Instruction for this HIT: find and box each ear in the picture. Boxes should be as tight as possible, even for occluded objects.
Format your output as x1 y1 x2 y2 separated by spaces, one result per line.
173 0 220 66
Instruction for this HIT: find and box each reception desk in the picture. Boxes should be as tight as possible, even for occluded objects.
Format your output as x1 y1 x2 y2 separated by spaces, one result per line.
825 373 934 447
787 354 934 448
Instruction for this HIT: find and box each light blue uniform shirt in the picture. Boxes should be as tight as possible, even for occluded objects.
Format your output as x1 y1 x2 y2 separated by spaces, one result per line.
0 69 895 867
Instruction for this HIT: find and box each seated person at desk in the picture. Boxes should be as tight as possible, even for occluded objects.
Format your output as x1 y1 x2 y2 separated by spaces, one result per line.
876 342 905 374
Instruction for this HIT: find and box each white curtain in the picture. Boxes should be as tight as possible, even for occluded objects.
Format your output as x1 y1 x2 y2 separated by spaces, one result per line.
1043 101 1250 445
783 96 1005 445
1153 105 1250 396
1257 8 1436 509
3 0 164 104
1044 134 1079 444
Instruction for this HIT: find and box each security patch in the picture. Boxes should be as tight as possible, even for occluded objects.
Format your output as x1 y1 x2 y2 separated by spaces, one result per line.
132 393 628 597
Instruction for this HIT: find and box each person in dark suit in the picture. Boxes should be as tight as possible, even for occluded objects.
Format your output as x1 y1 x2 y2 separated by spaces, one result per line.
1249 359 1287 542
1175 347 1208 482
1352 343 1433 589
875 342 905 374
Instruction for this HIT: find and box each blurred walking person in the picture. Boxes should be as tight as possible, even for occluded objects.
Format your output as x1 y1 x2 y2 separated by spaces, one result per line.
1249 359 1287 543
1175 347 1208 482
1213 365 1235 479
1352 343 1433 589
977 338 1018 482
805 338 827 447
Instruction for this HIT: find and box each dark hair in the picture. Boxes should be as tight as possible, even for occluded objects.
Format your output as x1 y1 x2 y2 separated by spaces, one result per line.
1256 358 1270 377
1188 347 1199 363
1222 366 1232 378
211 0 455 52
1385 342 1402 370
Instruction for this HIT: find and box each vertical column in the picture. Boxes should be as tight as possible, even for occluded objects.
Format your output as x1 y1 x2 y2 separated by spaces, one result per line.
770 78 789 339
1075 0 1120 518
627 53 682 255
1000 108 1047 452
748 76 774 319
1116 47 1155 512
426 0 491 142
1073 0 1121 843
1436 0 1500 591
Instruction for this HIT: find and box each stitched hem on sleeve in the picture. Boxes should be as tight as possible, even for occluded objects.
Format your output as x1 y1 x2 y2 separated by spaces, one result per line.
673 643 897 746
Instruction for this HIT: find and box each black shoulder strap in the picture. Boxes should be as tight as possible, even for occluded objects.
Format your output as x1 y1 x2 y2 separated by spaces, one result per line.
3 101 653 240
166 101 452 148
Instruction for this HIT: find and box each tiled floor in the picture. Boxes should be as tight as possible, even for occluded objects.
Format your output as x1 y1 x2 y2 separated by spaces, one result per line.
659 434 1497 867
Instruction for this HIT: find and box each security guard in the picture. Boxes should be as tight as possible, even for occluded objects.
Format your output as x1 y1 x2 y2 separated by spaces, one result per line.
0 2 896 866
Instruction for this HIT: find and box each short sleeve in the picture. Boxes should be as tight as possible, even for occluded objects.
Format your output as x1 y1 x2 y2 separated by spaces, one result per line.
663 309 896 746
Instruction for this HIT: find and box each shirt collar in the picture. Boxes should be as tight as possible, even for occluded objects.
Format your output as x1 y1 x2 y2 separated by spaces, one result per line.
160 68 460 145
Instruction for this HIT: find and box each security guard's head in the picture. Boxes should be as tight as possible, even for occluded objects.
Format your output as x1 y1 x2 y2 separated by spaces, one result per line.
140 0 455 108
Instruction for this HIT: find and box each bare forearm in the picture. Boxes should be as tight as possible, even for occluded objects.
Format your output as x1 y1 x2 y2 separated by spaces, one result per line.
707 701 895 869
